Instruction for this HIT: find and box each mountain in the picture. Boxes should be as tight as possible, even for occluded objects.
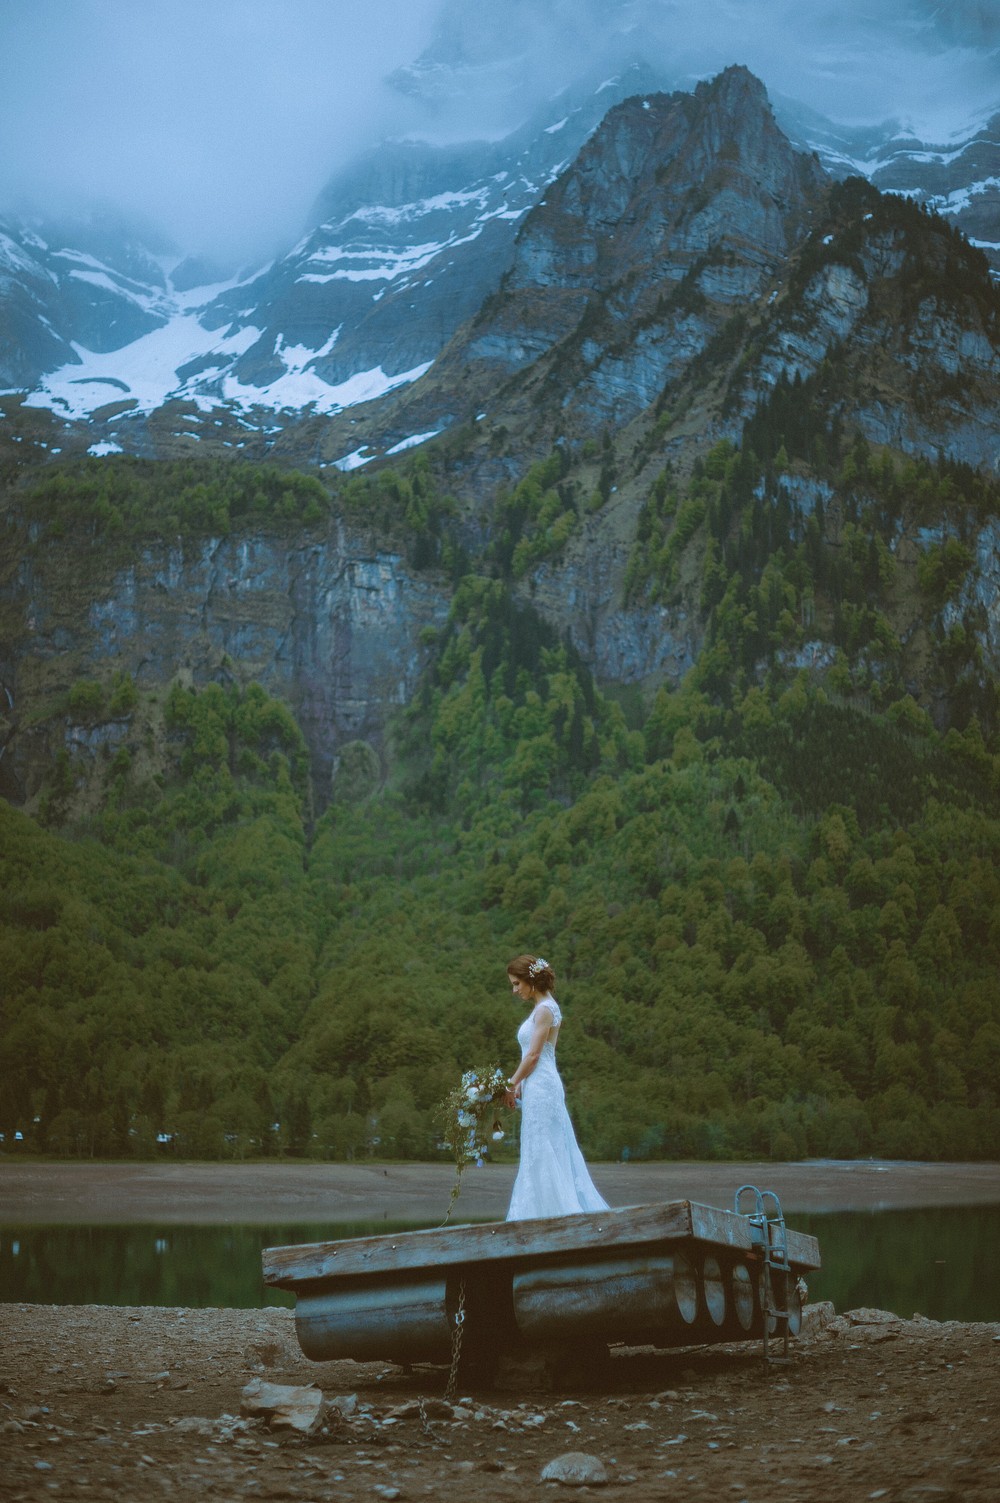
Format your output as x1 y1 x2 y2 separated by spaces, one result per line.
3 60 1000 1170
4 63 1000 802
1 66 663 460
390 68 824 439
0 39 997 467
0 209 178 391
286 68 1000 489
774 96 1000 274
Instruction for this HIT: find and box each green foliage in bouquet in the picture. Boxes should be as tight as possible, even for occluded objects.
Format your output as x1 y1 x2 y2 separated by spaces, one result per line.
437 1064 510 1222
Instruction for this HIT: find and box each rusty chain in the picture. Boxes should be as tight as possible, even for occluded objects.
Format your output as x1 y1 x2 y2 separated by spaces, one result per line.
444 1276 466 1402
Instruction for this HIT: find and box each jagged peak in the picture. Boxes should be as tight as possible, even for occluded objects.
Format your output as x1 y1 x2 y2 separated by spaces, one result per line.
692 63 772 115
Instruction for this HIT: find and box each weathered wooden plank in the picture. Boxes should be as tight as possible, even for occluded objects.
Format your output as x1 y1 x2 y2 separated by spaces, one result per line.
262 1202 693 1285
262 1200 821 1287
687 1201 820 1267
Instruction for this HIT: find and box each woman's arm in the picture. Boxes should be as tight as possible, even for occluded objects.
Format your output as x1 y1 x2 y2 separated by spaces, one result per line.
504 1005 553 1106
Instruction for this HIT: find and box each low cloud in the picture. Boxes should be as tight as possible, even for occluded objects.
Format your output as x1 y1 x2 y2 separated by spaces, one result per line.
0 0 995 261
0 0 440 262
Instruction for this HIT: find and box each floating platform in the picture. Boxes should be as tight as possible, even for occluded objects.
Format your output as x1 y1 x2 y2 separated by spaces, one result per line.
263 1193 821 1386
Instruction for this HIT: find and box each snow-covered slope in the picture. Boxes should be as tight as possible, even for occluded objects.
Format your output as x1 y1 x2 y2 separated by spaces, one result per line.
2 31 998 457
10 66 662 447
0 212 179 393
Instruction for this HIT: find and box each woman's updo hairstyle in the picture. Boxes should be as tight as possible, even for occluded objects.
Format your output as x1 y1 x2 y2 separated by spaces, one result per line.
508 953 556 993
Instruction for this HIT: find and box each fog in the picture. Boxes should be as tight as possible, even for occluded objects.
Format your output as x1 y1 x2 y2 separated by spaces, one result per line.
0 0 442 263
1 0 996 263
404 0 1000 140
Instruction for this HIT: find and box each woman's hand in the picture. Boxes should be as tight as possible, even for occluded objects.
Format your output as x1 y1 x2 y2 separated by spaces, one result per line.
504 1082 519 1109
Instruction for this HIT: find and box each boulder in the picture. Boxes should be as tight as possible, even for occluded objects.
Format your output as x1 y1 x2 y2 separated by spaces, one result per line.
240 1378 325 1436
540 1451 610 1487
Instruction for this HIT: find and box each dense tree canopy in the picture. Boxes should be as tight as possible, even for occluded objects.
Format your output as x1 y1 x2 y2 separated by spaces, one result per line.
3 372 1000 1164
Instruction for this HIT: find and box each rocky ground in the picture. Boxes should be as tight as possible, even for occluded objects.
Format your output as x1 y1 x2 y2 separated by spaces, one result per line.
2 1301 998 1502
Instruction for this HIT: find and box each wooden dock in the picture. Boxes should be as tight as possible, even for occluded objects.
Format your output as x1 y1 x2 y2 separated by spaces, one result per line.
263 1197 822 1386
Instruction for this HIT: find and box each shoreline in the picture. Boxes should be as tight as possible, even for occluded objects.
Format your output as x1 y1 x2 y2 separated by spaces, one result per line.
2 1157 998 1225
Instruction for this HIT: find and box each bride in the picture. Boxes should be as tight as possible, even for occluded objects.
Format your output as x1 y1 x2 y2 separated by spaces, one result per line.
503 954 609 1221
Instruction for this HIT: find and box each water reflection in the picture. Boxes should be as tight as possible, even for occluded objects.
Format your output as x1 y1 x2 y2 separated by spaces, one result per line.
1 1207 998 1322
794 1205 1000 1323
0 1221 422 1310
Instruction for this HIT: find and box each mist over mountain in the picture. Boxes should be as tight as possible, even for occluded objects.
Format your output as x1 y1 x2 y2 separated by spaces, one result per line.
395 0 1000 145
1 0 996 264
1 0 997 459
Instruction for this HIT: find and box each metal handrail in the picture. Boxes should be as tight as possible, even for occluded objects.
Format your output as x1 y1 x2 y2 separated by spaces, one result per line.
734 1184 793 1366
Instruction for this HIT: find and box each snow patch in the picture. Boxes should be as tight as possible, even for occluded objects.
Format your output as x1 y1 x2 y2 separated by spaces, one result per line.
22 316 263 419
333 447 377 471
67 268 169 316
275 327 340 372
343 187 492 229
931 177 1000 217
87 440 124 456
385 429 441 455
220 360 432 417
0 231 52 279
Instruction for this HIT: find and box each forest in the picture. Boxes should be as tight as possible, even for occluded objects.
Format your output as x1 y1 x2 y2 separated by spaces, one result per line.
2 376 999 1166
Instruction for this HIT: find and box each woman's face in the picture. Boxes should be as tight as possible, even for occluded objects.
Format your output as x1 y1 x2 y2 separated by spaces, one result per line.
509 971 534 1002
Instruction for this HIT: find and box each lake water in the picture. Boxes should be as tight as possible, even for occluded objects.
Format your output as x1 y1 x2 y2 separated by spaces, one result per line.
1 1206 998 1322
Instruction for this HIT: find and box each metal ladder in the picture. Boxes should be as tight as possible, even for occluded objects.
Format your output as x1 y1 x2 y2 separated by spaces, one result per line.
734 1184 793 1366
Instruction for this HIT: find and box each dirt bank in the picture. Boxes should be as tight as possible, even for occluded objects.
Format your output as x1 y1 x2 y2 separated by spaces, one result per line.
2 1301 998 1502
2 1158 999 1225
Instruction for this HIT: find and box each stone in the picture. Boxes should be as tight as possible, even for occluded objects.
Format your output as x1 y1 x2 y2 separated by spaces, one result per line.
540 1451 610 1487
329 1393 359 1418
845 1308 900 1326
387 1397 459 1421
800 1301 837 1334
240 1378 325 1436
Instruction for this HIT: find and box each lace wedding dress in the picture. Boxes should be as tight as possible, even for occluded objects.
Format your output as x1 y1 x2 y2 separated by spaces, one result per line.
506 996 609 1221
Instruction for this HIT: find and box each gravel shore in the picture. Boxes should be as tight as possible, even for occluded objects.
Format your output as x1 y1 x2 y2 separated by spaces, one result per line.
3 1161 998 1501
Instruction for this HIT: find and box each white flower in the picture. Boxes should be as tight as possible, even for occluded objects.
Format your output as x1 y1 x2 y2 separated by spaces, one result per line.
492 1129 505 1141
457 1110 474 1128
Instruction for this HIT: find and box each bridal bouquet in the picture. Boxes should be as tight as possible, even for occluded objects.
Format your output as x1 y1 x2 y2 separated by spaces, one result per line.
437 1063 509 1222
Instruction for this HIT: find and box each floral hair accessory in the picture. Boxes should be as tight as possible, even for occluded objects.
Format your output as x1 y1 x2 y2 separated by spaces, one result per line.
528 957 549 976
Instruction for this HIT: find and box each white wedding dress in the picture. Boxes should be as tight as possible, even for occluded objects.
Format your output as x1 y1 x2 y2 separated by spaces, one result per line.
506 996 609 1221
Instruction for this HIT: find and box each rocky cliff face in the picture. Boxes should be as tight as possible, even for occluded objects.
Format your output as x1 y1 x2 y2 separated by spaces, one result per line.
780 98 1000 275
0 519 451 807
724 185 1000 471
4 65 1000 810
477 67 823 427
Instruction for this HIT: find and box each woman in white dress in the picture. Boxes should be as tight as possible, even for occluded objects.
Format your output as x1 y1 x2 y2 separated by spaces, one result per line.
503 954 609 1221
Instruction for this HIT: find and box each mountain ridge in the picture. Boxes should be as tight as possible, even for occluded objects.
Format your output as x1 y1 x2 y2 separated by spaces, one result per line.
1 59 997 471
